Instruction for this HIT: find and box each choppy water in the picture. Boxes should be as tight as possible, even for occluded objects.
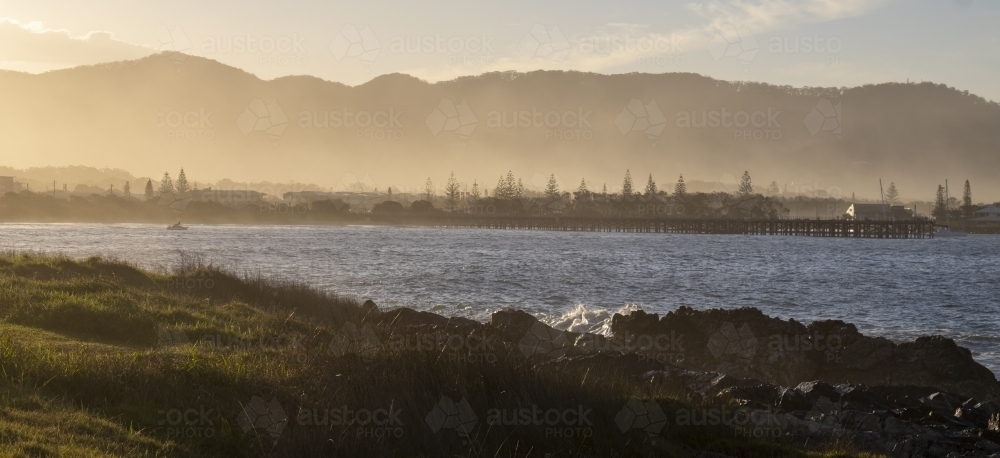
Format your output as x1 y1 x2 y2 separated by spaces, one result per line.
3 223 999 375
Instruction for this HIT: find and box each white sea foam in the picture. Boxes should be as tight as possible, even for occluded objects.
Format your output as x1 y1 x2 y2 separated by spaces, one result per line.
544 303 644 336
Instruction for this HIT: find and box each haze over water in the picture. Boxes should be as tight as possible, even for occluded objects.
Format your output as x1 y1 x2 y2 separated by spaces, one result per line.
6 223 999 374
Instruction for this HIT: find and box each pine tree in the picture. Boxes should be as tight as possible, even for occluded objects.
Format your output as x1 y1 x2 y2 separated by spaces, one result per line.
505 171 516 198
674 174 686 198
158 172 174 196
933 185 947 219
576 179 588 197
885 182 899 205
495 176 506 199
424 177 434 201
767 181 780 196
622 169 634 197
644 174 657 196
144 179 154 200
175 168 190 194
738 171 753 197
471 180 480 200
958 180 973 218
514 179 525 199
602 184 607 197
445 172 460 210
545 174 560 199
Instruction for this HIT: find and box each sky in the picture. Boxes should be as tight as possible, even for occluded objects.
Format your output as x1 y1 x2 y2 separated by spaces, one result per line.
0 0 997 101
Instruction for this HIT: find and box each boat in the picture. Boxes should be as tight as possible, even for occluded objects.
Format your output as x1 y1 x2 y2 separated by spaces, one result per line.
160 189 193 231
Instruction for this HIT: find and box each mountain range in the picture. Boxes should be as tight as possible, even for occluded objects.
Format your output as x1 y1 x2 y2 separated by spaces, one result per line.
1 52 997 200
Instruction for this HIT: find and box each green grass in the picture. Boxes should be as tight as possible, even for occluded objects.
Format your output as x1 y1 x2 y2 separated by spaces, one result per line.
0 252 883 457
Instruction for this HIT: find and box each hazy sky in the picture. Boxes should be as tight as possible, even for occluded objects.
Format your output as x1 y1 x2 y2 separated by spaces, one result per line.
1 0 997 100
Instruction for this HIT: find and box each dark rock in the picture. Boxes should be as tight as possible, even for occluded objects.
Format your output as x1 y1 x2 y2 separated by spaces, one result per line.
609 306 1000 402
796 381 841 403
956 406 993 429
361 299 380 317
490 309 540 335
377 307 479 329
536 352 668 383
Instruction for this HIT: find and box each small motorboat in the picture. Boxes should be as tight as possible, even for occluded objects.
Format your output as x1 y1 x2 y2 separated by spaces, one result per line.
167 222 188 230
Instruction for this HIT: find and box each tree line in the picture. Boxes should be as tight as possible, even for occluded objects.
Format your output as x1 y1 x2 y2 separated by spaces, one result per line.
407 170 787 219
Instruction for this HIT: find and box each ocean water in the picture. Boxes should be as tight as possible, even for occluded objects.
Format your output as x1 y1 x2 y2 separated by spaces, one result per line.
3 223 999 374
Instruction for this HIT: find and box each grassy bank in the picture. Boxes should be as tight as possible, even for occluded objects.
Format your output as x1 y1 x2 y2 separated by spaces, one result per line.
0 252 880 457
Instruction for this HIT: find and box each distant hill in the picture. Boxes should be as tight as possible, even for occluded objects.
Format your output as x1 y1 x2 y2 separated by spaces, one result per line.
1 53 998 200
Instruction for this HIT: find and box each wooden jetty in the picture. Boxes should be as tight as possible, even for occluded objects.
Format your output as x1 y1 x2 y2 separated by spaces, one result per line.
367 215 937 239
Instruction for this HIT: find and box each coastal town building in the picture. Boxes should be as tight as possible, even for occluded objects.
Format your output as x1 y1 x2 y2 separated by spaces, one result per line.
0 176 14 195
192 188 266 207
968 205 1000 231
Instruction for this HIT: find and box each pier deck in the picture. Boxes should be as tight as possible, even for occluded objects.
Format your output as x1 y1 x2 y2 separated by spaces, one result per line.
366 215 936 238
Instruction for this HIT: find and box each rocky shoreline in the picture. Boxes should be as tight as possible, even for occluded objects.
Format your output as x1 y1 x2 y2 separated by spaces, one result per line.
364 303 1000 457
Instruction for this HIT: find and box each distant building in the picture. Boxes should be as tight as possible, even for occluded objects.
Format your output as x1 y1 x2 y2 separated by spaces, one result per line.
0 176 14 195
192 188 266 207
968 205 1000 231
845 203 913 220
283 191 339 206
283 191 382 210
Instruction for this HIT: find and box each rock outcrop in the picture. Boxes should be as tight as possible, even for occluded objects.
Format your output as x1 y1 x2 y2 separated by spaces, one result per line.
610 307 1000 403
366 304 1000 457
